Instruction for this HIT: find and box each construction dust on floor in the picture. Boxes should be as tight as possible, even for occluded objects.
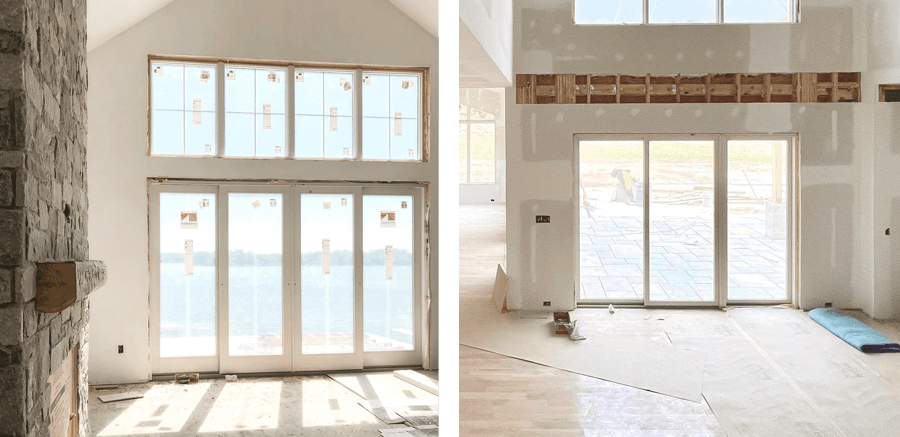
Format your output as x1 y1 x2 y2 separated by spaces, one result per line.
89 372 438 436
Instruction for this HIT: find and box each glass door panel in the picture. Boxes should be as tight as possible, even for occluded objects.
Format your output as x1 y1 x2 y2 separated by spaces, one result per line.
300 193 355 354
648 140 717 304
158 192 217 357
227 192 285 356
727 140 790 302
363 195 414 351
578 140 645 304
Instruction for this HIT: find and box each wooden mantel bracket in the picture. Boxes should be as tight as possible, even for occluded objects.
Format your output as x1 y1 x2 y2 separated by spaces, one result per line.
36 261 108 313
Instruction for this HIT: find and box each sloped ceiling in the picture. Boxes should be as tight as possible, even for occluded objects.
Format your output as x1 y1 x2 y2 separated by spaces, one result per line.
87 0 177 51
87 0 437 52
388 0 438 38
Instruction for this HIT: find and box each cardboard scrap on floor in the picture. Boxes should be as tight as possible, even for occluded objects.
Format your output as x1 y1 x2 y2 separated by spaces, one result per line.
358 398 438 424
460 299 707 402
393 370 438 395
492 264 511 313
98 392 143 403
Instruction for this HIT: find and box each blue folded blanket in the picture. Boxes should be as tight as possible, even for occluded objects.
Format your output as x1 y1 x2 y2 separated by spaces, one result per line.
809 308 900 353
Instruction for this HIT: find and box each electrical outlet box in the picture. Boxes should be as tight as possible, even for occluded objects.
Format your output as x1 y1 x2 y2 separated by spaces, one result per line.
543 301 551 307
536 215 551 223
118 345 124 354
824 302 833 308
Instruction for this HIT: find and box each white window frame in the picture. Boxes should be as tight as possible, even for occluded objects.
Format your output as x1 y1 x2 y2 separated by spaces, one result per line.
149 180 427 375
148 56 429 162
573 133 798 309
573 0 800 25
459 105 498 184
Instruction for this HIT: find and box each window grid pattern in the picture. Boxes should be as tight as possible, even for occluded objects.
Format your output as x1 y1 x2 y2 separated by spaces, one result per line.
574 0 796 25
149 59 424 162
150 63 218 156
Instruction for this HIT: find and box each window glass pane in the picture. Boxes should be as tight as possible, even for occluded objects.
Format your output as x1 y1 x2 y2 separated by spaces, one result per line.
184 65 216 113
364 195 414 351
362 117 390 160
184 112 216 156
470 123 495 183
362 74 390 118
225 113 255 157
325 72 354 117
256 69 286 114
459 124 468 183
727 140 789 301
301 194 355 354
459 104 468 120
574 0 643 24
391 118 419 160
469 108 495 121
225 67 255 113
649 0 717 23
390 75 419 120
159 192 216 357
228 193 284 356
649 140 716 302
295 71 324 116
325 116 353 159
295 115 325 158
578 141 645 302
151 110 184 155
725 0 791 23
151 63 183 111
256 113 286 157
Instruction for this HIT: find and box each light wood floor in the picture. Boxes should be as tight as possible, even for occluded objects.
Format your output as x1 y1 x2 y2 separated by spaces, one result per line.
459 204 900 437
459 204 725 437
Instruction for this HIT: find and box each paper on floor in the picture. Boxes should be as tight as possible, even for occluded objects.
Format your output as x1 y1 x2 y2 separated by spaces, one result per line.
460 300 706 402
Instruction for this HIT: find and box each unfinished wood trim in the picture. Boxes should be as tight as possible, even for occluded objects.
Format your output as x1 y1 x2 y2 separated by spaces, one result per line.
879 84 900 102
148 54 429 74
515 72 861 104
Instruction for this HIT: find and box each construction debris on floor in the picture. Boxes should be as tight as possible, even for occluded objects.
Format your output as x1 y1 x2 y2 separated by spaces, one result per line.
327 371 439 434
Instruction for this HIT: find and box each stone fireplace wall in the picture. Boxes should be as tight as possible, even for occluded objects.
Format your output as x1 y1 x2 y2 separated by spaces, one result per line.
0 1 105 436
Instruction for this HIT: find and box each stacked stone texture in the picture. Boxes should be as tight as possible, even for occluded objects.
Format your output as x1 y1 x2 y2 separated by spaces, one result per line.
0 1 102 437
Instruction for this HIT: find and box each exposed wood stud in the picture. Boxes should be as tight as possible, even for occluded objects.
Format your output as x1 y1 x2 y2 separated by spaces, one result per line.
515 72 861 104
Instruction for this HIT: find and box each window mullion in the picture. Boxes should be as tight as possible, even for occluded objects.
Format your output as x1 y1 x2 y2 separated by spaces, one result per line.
287 65 295 159
719 0 725 23
467 121 472 184
643 0 649 24
216 62 225 157
354 69 363 160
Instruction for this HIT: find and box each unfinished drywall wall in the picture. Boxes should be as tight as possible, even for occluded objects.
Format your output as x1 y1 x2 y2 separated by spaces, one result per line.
86 0 439 384
460 0 513 85
505 0 876 312
868 0 900 320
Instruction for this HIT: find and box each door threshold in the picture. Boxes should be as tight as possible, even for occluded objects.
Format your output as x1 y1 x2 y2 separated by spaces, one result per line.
152 365 425 381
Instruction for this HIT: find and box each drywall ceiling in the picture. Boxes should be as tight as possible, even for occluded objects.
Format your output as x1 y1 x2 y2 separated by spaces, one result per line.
87 0 177 51
388 0 438 37
87 0 437 52
460 20 509 87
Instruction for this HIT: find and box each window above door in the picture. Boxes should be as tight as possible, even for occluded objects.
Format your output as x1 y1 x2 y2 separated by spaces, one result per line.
148 56 429 162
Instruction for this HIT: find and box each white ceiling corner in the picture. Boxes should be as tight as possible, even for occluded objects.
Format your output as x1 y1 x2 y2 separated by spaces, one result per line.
87 0 177 52
387 0 439 38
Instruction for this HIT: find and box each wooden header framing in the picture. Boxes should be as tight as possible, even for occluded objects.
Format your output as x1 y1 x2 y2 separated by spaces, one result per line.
516 73 861 104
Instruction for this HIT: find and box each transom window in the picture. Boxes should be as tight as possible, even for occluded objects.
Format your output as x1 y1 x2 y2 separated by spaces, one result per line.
574 0 797 25
149 57 427 161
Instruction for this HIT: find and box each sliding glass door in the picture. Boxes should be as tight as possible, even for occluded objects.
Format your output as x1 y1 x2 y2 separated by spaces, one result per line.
577 135 795 307
151 183 424 374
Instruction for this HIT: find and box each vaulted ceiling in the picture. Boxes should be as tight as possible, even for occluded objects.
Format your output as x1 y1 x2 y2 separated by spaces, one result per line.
87 0 438 52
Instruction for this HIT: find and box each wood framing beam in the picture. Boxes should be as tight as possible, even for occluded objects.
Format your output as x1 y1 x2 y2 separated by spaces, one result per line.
515 72 861 104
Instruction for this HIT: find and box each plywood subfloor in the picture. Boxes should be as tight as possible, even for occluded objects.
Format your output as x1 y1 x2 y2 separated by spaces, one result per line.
459 204 900 436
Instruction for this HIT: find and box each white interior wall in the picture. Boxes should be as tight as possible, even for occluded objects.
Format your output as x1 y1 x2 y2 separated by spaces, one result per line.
868 0 900 320
86 0 439 384
460 0 513 85
505 0 881 313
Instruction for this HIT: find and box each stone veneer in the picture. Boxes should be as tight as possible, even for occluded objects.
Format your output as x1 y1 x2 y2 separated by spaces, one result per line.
0 0 106 436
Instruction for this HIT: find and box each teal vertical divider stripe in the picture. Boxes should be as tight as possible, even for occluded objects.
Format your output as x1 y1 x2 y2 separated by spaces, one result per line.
438 0 459 437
